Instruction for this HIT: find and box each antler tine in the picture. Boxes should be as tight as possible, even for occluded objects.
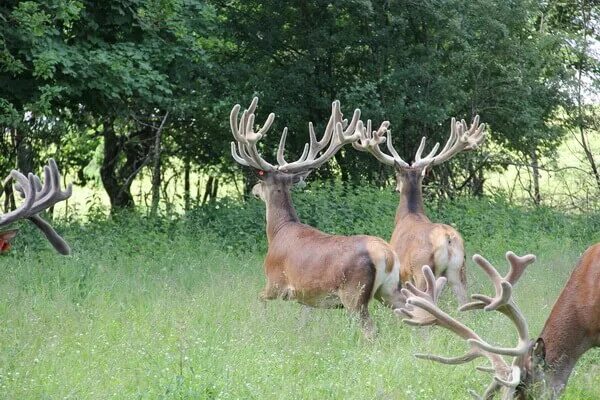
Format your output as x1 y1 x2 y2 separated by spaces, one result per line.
412 136 441 168
276 127 289 165
0 173 36 227
278 101 362 173
505 251 537 286
431 114 486 166
317 100 341 148
352 118 408 167
229 97 276 171
415 351 480 364
458 252 534 360
467 254 510 312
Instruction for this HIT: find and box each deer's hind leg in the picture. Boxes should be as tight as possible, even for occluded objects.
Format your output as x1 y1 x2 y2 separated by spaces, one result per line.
446 260 468 305
338 269 376 340
259 280 280 302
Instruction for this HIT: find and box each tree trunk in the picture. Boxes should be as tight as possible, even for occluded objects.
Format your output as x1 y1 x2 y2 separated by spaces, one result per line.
530 148 541 206
335 152 350 182
184 156 191 211
3 182 15 212
243 169 254 199
100 118 135 211
211 178 219 201
581 129 600 190
469 167 485 197
150 112 169 217
15 128 34 174
202 176 214 205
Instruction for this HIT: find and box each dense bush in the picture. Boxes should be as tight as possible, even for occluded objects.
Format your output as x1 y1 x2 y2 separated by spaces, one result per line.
186 183 600 256
9 182 599 262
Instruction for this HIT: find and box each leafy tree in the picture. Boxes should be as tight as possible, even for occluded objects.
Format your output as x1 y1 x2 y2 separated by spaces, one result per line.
1 0 216 210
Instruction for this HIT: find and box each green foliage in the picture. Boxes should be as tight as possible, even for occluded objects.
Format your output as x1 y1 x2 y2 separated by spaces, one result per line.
212 0 569 188
0 0 595 210
187 184 600 255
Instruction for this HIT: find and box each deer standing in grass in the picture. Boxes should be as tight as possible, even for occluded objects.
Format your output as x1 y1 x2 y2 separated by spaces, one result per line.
0 159 72 255
230 97 405 338
354 117 485 304
397 245 600 399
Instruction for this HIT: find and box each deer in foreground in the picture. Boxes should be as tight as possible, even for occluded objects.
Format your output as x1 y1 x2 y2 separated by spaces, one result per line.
353 117 485 304
0 159 72 255
230 97 405 338
396 246 600 399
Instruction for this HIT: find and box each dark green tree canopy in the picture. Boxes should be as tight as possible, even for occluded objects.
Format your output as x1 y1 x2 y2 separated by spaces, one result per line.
0 0 585 211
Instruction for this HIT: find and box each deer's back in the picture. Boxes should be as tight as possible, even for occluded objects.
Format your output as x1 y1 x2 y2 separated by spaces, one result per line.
264 223 391 293
570 244 600 343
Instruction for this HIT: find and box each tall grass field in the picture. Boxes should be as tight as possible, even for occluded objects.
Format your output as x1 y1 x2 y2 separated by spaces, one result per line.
1 186 599 399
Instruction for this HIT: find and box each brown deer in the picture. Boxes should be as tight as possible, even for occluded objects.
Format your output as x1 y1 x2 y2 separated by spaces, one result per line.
230 97 405 338
396 246 600 399
0 159 72 255
353 117 486 304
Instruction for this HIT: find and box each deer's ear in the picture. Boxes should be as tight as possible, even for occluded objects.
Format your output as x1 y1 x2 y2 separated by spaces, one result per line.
0 229 19 241
532 338 546 363
0 229 18 252
291 171 311 186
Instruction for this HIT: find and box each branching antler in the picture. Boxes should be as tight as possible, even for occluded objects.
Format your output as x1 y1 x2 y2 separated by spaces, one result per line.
0 159 72 255
230 97 276 171
230 97 362 174
354 116 485 169
396 251 536 399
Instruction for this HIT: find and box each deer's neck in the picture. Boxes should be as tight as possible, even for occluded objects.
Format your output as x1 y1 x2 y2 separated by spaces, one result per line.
396 176 427 223
537 298 590 393
265 187 300 243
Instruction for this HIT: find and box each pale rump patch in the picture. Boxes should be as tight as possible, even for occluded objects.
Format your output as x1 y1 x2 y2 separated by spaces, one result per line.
366 241 401 302
430 227 464 277
366 241 389 295
378 254 401 298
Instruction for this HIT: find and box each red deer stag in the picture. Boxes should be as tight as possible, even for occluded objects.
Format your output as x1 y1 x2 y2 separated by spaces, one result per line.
230 97 405 338
396 246 600 399
0 159 72 255
353 117 485 304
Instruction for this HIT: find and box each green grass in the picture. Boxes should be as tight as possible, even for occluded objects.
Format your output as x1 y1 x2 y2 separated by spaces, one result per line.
1 196 599 399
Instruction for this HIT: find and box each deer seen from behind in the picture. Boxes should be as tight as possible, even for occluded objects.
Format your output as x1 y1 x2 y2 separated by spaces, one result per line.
0 159 72 255
397 245 600 399
230 97 405 338
354 117 485 304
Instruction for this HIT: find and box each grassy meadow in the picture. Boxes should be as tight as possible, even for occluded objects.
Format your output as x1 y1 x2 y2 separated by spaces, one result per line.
1 187 600 399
